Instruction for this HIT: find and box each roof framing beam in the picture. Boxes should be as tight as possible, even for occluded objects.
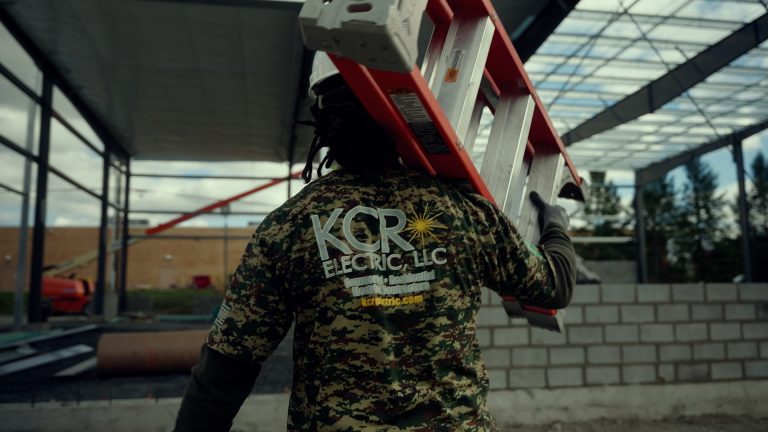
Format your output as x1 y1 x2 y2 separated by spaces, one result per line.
0 8 130 161
636 117 768 186
515 0 581 64
561 12 768 146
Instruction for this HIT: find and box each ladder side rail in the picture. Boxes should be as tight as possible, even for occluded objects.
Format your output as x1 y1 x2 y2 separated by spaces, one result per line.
439 0 580 185
358 64 495 199
330 57 437 176
518 153 566 244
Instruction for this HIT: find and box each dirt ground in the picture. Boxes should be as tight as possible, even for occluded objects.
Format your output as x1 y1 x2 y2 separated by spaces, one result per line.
504 415 768 432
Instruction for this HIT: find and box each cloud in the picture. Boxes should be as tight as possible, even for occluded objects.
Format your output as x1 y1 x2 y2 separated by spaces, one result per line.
743 134 763 151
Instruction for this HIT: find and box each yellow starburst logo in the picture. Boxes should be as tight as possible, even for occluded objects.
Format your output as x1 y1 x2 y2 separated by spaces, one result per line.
404 204 448 246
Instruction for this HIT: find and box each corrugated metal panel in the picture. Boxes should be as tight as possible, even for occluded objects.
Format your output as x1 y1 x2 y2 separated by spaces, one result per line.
4 0 307 161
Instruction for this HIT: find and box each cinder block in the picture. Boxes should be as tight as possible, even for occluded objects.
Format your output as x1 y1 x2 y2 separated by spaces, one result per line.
710 323 741 341
640 324 675 343
489 292 503 305
477 328 491 348
477 306 510 327
563 306 583 324
547 367 584 387
571 284 600 304
508 317 529 327
678 363 709 381
705 284 738 302
586 366 620 385
740 284 768 301
481 287 491 306
585 305 619 324
549 347 585 365
493 327 529 346
693 343 725 361
588 346 621 364
758 303 768 320
622 345 656 363
622 365 655 383
692 304 723 321
488 368 508 389
511 347 547 366
727 341 758 360
658 363 675 382
711 362 743 380
638 284 671 303
605 325 639 343
761 341 768 358
660 344 692 362
745 360 768 378
621 305 655 323
672 284 705 302
484 348 511 368
601 284 635 303
569 326 603 344
675 323 708 342
531 328 567 346
743 323 768 340
725 304 756 321
657 304 690 322
508 368 546 389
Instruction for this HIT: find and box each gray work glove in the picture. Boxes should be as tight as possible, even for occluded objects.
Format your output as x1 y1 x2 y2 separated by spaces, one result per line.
530 191 569 232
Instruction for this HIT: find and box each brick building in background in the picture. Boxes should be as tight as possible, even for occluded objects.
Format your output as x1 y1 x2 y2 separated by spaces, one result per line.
0 227 256 291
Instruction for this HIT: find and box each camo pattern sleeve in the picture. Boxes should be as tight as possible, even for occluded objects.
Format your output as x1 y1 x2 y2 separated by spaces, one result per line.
459 193 559 306
207 212 294 364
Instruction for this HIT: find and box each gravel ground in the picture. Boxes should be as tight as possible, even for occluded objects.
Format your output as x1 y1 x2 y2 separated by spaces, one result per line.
504 415 768 432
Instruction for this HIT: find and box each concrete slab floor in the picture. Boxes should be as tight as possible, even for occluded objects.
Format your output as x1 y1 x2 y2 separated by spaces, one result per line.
0 381 765 431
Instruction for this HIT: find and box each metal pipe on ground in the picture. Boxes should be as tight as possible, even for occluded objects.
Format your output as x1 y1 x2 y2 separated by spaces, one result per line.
97 330 207 375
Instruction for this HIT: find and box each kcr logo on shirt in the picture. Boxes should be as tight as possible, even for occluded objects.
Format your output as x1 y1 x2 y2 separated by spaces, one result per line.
311 206 414 260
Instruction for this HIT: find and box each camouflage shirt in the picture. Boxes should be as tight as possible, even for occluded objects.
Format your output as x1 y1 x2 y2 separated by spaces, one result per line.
208 169 558 431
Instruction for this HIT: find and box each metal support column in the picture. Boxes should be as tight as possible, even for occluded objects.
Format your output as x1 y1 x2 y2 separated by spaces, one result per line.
118 161 130 312
13 72 40 330
95 148 111 316
27 75 53 323
634 172 648 283
733 140 753 282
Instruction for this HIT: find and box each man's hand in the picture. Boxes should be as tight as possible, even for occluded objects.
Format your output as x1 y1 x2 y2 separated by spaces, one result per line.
529 191 569 232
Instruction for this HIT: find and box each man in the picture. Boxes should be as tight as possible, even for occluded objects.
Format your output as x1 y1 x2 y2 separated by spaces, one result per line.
174 53 576 431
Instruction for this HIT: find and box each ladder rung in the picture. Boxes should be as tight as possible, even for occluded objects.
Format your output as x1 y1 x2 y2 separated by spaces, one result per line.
431 14 495 148
480 93 534 212
518 152 565 244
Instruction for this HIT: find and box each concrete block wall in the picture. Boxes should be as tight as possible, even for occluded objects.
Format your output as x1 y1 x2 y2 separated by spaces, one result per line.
478 283 768 389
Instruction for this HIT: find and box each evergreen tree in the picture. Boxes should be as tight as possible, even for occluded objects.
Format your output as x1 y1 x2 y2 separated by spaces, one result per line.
577 172 633 260
640 175 684 282
584 171 623 231
749 153 768 236
748 152 768 281
673 157 727 281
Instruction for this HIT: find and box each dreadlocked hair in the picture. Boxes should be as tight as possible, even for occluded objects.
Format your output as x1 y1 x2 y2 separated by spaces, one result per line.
302 78 399 183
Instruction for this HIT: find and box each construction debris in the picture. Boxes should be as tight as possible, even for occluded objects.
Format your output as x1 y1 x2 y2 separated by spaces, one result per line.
0 344 94 376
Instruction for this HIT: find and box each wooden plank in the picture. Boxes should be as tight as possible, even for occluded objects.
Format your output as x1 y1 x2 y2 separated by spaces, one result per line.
53 356 97 378
0 345 93 376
